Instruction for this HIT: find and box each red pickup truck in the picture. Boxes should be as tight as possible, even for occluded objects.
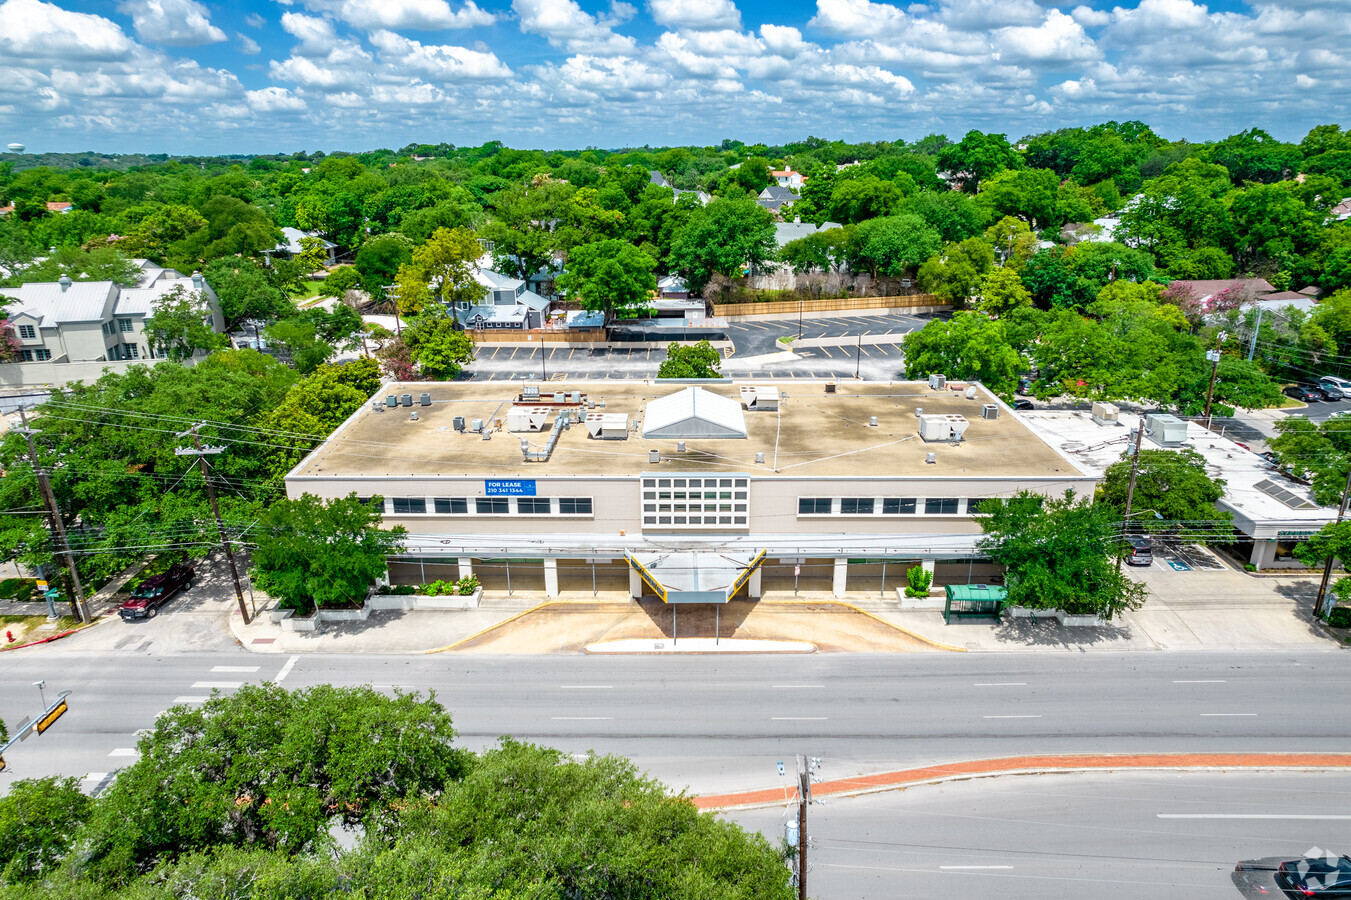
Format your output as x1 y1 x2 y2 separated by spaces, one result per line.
118 563 195 621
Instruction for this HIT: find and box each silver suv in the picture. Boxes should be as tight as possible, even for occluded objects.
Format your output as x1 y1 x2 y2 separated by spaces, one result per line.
1320 376 1351 399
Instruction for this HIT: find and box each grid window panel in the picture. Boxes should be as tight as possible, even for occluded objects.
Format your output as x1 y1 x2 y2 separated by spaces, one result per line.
434 498 468 514
966 498 993 515
883 498 917 515
518 498 552 514
924 498 959 515
798 498 832 515
118 318 133 333
841 498 875 515
476 498 508 514
392 498 426 514
559 498 592 515
17 325 35 339
644 477 747 527
34 349 51 361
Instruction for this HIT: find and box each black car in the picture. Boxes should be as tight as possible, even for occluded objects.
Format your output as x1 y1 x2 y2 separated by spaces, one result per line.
1013 399 1034 411
119 562 195 620
1235 854 1351 899
1286 384 1327 402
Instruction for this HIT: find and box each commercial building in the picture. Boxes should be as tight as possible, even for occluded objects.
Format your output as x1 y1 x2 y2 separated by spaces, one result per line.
286 379 1095 600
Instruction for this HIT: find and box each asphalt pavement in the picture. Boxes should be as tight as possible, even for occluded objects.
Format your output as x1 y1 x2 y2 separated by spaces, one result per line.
726 770 1351 899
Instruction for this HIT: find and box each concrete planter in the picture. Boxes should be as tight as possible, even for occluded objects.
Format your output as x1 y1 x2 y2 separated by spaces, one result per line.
896 587 944 610
1055 610 1107 627
315 605 371 623
1008 606 1058 619
366 588 483 610
273 608 318 632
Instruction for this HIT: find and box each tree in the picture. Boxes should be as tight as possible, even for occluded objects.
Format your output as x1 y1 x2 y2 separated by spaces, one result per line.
658 340 721 378
354 233 413 297
0 776 94 883
976 167 1060 228
555 239 657 323
0 246 142 287
250 492 406 613
1097 448 1232 532
79 684 466 883
295 235 331 273
984 216 1038 269
896 191 985 242
669 196 776 295
1269 416 1351 508
976 266 1031 317
850 214 942 277
976 489 1149 618
404 311 476 379
1294 521 1351 606
264 316 336 374
319 265 363 299
203 257 291 326
901 312 1023 396
917 236 995 306
392 226 485 315
143 285 228 361
937 130 1022 192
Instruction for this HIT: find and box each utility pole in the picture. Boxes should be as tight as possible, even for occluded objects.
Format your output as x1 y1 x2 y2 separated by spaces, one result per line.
797 755 810 900
1313 465 1351 621
16 408 89 622
175 424 251 624
1118 416 1146 573
1202 331 1227 426
1247 307 1264 362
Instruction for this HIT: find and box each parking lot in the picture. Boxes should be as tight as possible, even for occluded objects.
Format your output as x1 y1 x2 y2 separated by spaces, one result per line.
724 312 935 356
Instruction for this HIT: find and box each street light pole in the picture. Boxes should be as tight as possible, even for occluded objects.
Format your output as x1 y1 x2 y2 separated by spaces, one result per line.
1117 416 1146 573
1313 465 1351 621
1202 331 1227 427
854 332 862 379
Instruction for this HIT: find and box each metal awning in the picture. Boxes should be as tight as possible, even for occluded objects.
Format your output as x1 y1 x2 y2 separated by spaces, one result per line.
626 550 766 603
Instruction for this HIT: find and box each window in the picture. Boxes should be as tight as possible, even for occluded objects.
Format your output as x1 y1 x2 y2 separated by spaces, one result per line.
967 498 994 515
34 349 51 361
841 498 875 515
476 497 508 514
798 498 832 515
118 318 133 333
643 476 747 528
17 324 35 340
883 498 916 515
20 350 32 362
125 344 138 359
357 497 382 510
434 498 468 514
924 498 959 515
392 498 426 514
559 497 592 515
517 497 551 514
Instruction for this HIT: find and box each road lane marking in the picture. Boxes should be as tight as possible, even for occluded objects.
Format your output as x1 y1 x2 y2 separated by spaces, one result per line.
559 685 614 689
1159 814 1351 819
983 715 1041 718
108 748 137 757
191 681 242 689
941 866 1014 870
211 665 259 673
1199 713 1256 716
974 682 1026 686
771 717 827 720
772 685 824 688
276 655 299 683
83 772 108 782
173 696 210 704
1174 679 1226 683
551 716 614 720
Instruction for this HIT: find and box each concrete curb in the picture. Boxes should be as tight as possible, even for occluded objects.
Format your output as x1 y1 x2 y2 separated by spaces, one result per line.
0 614 109 653
760 598 966 652
695 752 1351 810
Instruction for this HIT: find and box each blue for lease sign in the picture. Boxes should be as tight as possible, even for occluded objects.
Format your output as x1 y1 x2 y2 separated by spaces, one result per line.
485 479 536 496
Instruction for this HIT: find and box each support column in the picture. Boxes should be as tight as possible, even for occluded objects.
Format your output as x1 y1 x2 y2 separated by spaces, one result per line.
832 557 847 598
544 558 559 598
749 567 762 599
630 567 643 599
1250 541 1276 572
458 557 474 580
921 559 936 575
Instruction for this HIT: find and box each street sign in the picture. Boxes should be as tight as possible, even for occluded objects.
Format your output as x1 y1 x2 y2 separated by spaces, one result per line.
794 566 801 577
36 697 68 734
35 579 47 590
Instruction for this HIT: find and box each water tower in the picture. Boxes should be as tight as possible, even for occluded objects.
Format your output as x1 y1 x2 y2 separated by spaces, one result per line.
5 143 23 153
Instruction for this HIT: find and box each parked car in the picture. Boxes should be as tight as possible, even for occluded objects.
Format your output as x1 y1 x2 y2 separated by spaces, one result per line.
1013 399 1034 410
1286 384 1327 402
1321 384 1346 401
118 563 195 621
1124 536 1153 567
1276 854 1351 897
1321 375 1351 396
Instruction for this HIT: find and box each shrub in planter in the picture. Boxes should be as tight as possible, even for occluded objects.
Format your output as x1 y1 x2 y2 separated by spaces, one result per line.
903 565 933 598
1328 607 1351 629
456 575 480 596
1244 563 1257 572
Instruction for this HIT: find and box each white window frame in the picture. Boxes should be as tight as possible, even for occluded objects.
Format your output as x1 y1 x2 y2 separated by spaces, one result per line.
641 476 748 529
17 324 36 340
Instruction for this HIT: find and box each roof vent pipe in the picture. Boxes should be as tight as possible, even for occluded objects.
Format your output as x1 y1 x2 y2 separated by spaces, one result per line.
915 407 923 417
926 452 936 464
409 411 418 421
649 449 660 464
755 452 765 464
191 271 204 291
965 386 977 400
58 274 71 292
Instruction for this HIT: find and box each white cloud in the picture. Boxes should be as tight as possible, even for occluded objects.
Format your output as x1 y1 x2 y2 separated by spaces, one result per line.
513 0 636 54
809 0 910 38
117 0 225 46
1070 5 1110 27
0 0 135 60
370 29 512 79
280 12 340 54
648 0 741 31
246 86 306 111
236 32 261 54
244 12 265 27
936 0 1042 29
759 24 809 56
285 0 494 30
994 10 1099 63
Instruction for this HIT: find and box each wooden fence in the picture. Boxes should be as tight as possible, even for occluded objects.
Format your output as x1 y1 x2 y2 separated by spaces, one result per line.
712 294 942 317
465 330 605 344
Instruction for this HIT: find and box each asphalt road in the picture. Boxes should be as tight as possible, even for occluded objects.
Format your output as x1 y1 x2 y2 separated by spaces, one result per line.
1294 396 1351 422
4 649 1350 800
727 770 1351 899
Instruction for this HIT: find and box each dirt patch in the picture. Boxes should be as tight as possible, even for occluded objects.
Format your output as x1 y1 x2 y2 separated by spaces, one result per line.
0 613 83 649
452 599 937 653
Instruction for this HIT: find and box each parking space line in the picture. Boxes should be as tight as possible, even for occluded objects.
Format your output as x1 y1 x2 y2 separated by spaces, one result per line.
108 748 137 757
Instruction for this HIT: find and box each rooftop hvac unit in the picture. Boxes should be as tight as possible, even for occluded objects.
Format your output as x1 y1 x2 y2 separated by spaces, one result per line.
453 416 465 432
825 382 836 394
385 395 398 408
584 413 629 440
928 374 947 390
470 418 484 433
409 411 418 421
570 391 581 403
554 391 567 403
755 452 765 464
419 393 431 406
372 401 384 412
1145 413 1188 446
507 406 552 432
1091 401 1119 424
926 452 936 464
981 404 999 420
869 416 878 427
649 449 660 464
918 414 969 443
965 386 977 400
740 385 779 411
676 441 686 452
523 384 540 400
400 393 412 407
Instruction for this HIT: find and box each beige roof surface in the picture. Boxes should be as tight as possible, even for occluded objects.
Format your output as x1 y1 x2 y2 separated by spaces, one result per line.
290 381 1083 480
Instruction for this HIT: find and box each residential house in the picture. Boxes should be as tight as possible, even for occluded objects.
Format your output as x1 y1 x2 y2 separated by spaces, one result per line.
0 201 73 216
646 170 710 205
272 227 336 266
1 264 225 364
773 219 843 251
1331 197 1351 222
454 268 552 331
771 167 805 189
757 185 799 215
658 275 689 299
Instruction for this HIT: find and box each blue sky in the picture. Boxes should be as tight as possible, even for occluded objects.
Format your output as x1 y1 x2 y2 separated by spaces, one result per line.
0 0 1347 155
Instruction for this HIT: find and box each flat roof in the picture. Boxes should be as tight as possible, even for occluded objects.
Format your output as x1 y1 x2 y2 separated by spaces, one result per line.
289 381 1084 480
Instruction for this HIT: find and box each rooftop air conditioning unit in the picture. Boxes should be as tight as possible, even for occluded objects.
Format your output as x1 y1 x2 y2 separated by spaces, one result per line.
755 452 765 464
453 416 465 432
918 414 969 443
869 416 878 427
1091 402 1119 424
928 374 947 390
523 384 540 400
419 393 431 407
740 385 779 411
1145 413 1188 447
400 393 412 407
649 449 660 464
585 413 629 440
470 418 484 433
385 395 398 408
981 404 999 420
507 407 551 432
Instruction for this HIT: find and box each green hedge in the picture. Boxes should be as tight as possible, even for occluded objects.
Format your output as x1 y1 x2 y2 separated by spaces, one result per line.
0 578 40 602
1328 607 1351 629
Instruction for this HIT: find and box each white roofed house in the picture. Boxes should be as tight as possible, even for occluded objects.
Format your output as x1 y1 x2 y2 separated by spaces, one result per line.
0 266 226 385
453 268 553 331
272 227 337 266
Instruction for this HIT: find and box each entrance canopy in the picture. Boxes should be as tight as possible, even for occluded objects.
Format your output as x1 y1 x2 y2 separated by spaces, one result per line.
626 550 765 603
